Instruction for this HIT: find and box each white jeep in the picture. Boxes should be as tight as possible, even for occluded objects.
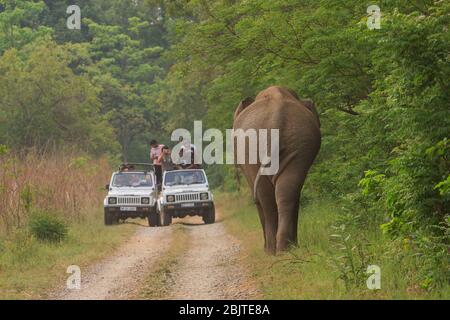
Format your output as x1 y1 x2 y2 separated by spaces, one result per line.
104 163 159 226
158 169 215 226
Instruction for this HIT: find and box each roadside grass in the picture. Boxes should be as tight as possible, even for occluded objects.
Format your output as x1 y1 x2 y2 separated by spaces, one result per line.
216 192 450 299
0 208 137 299
139 225 190 299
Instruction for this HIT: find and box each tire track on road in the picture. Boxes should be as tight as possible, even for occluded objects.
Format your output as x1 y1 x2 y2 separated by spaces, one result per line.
166 215 260 300
53 225 172 300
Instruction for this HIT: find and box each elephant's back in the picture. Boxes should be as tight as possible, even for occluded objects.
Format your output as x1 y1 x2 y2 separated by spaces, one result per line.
233 97 321 155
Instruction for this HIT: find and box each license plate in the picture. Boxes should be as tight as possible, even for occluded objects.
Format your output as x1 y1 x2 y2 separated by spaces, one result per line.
120 207 137 211
181 203 195 207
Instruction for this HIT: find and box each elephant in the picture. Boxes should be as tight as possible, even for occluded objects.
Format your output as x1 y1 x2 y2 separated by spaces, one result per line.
233 86 321 255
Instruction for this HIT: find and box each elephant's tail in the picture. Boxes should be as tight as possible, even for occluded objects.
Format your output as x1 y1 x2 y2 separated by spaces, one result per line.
253 166 264 204
253 151 299 204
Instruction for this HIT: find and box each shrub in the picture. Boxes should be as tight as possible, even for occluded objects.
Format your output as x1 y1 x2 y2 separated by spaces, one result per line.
28 211 68 243
0 144 8 156
329 212 374 292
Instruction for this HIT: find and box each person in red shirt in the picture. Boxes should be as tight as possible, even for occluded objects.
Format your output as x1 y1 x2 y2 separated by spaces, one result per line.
150 140 164 185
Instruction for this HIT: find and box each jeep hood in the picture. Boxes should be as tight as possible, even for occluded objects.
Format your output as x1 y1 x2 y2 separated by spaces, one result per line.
108 187 155 196
162 185 208 193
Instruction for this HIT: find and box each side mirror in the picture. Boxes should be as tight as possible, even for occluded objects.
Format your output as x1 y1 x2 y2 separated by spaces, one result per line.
105 184 110 190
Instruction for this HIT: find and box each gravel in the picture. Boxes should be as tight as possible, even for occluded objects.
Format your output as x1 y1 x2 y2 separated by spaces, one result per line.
167 216 260 300
53 226 173 300
53 213 259 300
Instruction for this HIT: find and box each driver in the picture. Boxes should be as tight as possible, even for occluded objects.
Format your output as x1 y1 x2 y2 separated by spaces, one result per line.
192 172 202 184
184 173 194 184
174 174 182 185
114 174 127 187
129 174 140 187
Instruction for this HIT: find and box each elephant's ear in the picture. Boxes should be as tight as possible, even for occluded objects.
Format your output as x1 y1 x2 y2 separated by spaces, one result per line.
300 99 321 128
234 97 254 120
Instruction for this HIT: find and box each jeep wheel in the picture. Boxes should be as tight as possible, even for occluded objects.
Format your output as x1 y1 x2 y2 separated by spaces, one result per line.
104 209 117 226
160 208 172 226
148 211 159 227
203 205 215 224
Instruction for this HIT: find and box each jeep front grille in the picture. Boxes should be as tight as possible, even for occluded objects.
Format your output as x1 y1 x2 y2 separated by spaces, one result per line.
117 197 141 205
175 193 200 202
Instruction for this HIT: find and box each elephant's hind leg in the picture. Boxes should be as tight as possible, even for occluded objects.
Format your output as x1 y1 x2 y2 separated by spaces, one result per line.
275 168 306 252
256 176 278 255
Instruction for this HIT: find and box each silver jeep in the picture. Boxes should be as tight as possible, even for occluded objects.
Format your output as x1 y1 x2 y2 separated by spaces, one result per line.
104 163 158 226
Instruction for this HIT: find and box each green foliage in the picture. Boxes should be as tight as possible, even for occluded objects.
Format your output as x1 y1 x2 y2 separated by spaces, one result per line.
0 40 118 154
28 210 68 243
69 156 91 169
0 0 52 53
0 144 8 155
83 16 166 160
411 219 450 291
358 170 386 199
19 184 33 214
0 0 169 161
329 222 372 292
435 175 450 197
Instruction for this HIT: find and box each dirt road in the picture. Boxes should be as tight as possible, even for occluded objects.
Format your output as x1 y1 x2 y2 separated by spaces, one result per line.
167 218 258 299
53 213 259 300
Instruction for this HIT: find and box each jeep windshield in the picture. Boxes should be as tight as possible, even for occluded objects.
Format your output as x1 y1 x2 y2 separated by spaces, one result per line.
112 172 153 187
164 170 206 186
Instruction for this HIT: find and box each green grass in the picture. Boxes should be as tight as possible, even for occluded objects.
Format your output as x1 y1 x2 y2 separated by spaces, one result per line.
0 208 137 299
216 192 450 300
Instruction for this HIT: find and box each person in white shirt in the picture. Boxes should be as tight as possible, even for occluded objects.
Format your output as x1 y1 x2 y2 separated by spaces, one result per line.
178 137 200 169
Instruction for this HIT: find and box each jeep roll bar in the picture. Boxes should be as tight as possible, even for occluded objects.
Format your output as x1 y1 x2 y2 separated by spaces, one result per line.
118 163 155 173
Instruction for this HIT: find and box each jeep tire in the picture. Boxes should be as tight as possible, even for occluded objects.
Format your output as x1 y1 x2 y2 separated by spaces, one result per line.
104 209 118 226
203 204 215 224
148 210 159 227
160 207 172 226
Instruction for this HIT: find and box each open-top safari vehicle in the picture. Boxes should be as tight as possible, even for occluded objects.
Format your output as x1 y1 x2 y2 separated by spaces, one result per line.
157 168 215 226
104 163 159 226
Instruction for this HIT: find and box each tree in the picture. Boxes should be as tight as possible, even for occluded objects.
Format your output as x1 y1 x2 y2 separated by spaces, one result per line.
84 17 165 160
0 40 118 155
0 0 52 53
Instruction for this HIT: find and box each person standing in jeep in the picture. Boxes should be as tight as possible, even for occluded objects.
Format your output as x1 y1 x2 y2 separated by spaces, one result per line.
178 136 201 169
150 140 164 185
158 145 176 172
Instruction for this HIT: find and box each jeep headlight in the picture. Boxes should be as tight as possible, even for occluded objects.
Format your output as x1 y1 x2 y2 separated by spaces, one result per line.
167 195 175 202
200 192 209 200
141 197 150 205
108 197 117 205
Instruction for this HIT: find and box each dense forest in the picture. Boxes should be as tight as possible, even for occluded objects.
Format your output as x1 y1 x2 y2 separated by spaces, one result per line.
0 0 448 293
